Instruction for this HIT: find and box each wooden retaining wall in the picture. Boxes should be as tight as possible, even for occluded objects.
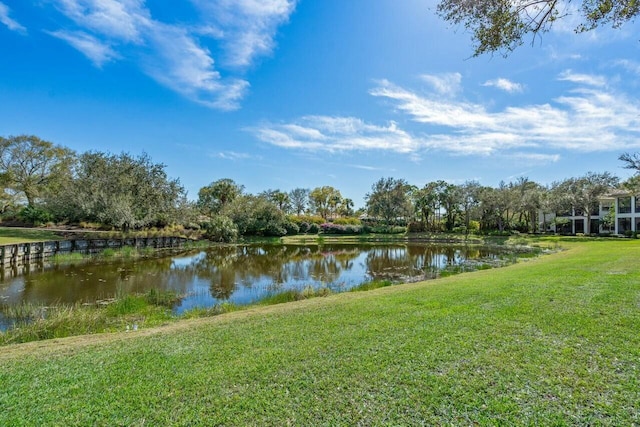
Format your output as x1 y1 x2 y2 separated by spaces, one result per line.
0 236 189 268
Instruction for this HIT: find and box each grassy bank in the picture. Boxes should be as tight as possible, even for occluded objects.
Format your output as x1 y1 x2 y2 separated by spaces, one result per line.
1 239 639 425
0 227 61 244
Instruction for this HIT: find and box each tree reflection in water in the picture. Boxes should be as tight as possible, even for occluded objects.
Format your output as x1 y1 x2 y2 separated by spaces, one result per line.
0 243 524 312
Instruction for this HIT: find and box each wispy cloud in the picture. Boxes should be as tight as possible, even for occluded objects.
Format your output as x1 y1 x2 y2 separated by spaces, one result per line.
253 71 640 161
558 69 607 87
251 116 421 153
370 72 640 154
482 78 523 93
0 2 26 34
420 72 462 96
614 59 640 75
191 0 298 68
47 30 119 67
508 152 561 163
42 0 295 109
215 151 257 160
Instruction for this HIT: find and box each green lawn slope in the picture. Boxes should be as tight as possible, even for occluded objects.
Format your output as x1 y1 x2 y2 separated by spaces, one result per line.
0 227 61 244
1 239 639 425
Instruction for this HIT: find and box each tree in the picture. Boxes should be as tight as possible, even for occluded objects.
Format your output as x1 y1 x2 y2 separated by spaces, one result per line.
309 186 342 219
0 135 75 207
365 177 412 225
289 188 309 215
619 152 640 173
437 182 462 231
339 198 355 217
222 194 289 236
437 0 640 57
52 151 185 231
459 181 481 234
197 178 244 217
262 189 291 212
567 172 619 234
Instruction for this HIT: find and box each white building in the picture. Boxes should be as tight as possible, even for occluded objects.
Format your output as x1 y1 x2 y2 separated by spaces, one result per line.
540 190 640 235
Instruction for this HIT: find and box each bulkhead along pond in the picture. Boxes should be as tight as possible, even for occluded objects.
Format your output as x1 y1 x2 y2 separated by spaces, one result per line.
0 242 539 330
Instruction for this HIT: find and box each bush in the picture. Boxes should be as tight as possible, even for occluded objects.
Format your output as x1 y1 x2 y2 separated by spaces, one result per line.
263 223 287 237
283 220 300 236
308 223 320 234
18 206 54 226
203 216 238 242
407 221 426 233
333 217 362 225
288 215 325 225
298 222 310 233
320 223 368 235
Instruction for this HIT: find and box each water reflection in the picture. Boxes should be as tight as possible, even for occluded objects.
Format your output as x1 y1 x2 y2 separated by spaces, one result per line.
0 243 523 318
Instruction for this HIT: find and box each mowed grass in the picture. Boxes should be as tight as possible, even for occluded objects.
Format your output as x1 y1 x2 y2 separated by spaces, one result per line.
0 227 61 244
1 239 639 425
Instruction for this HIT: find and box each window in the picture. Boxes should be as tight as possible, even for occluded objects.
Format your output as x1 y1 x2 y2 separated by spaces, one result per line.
619 218 632 232
636 196 640 213
574 219 584 234
618 197 632 214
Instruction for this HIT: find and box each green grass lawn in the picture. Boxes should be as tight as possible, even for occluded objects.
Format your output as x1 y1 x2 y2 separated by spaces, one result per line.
1 239 639 425
0 226 61 244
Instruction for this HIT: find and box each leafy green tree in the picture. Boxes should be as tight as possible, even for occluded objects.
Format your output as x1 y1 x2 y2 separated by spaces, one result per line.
566 172 619 234
202 215 239 242
289 188 309 215
52 151 185 231
339 198 355 217
437 0 640 57
309 186 342 220
436 182 462 232
263 189 291 212
365 177 412 225
0 134 75 207
511 177 545 233
197 178 244 217
223 195 289 236
460 180 481 234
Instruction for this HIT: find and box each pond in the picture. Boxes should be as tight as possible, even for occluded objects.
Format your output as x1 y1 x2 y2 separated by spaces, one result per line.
0 243 536 330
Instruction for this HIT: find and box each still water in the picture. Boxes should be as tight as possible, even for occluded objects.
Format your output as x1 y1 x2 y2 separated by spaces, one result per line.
0 243 530 318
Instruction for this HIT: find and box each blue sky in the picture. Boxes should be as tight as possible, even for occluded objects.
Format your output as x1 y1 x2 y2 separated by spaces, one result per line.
1 0 640 207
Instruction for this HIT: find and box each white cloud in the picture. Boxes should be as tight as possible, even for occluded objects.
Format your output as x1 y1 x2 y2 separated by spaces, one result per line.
190 0 297 67
483 78 524 93
215 151 256 160
142 22 249 110
370 74 640 155
558 69 607 86
508 153 561 163
420 72 462 96
251 116 421 153
255 72 640 162
0 2 26 34
44 0 295 110
47 30 119 67
55 0 148 42
614 59 640 75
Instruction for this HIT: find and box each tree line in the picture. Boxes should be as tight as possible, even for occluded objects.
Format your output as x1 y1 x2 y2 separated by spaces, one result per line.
1 134 639 240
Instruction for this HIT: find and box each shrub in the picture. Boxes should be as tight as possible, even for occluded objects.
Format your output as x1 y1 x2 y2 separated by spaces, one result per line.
263 223 287 237
18 206 54 226
320 223 367 235
283 220 300 236
287 215 325 225
298 222 311 233
203 215 238 242
333 217 362 225
308 223 320 234
407 221 426 233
